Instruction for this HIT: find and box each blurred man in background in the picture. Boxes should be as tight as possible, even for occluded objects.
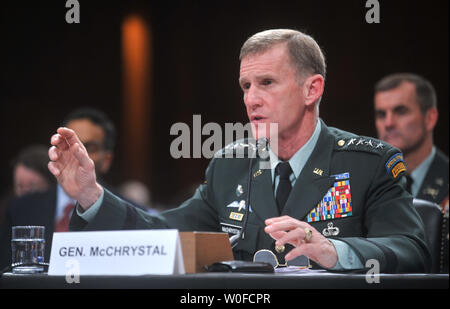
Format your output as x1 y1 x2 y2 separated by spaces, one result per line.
0 144 56 228
374 73 448 272
374 73 448 206
12 144 56 197
0 107 122 270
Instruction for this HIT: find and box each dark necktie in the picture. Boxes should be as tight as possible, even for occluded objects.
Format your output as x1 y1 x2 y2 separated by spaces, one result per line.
276 161 293 213
405 174 414 194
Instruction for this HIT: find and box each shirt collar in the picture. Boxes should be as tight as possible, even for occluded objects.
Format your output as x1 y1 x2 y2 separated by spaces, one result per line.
269 120 322 182
410 146 436 196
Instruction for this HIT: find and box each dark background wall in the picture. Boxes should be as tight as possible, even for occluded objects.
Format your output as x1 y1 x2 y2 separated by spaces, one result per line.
1 0 448 209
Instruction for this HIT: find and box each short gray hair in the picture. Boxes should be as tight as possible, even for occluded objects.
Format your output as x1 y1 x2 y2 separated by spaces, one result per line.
239 29 327 80
374 73 437 114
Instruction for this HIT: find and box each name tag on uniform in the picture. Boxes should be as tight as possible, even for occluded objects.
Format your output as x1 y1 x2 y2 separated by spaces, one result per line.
48 230 185 276
220 222 241 235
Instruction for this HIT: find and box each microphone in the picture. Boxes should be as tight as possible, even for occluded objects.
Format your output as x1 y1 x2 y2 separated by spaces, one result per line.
230 137 269 248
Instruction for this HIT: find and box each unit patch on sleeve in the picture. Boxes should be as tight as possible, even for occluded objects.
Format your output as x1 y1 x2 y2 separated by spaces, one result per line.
385 153 406 179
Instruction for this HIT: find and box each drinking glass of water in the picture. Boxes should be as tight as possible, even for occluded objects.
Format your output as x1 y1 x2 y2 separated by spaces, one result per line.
11 226 46 274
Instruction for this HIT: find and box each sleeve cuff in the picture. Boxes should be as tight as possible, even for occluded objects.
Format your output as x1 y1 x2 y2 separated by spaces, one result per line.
76 188 104 222
328 238 364 270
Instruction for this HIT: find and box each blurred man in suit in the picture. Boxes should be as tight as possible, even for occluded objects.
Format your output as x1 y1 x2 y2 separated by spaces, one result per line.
0 107 117 270
0 144 56 230
374 73 448 272
12 144 56 197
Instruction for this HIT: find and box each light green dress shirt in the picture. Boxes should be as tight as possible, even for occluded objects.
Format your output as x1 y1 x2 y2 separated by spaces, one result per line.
410 147 436 197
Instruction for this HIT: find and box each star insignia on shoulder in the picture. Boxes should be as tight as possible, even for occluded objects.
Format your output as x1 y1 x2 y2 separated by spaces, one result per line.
356 138 365 146
365 140 374 147
341 137 386 152
347 138 357 146
375 141 384 149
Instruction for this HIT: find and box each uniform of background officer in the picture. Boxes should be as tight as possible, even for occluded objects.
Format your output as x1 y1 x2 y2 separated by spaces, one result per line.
374 73 448 272
48 29 430 273
374 73 448 206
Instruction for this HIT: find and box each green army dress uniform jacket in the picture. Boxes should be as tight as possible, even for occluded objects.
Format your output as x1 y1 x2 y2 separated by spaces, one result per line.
416 148 448 273
417 148 449 206
70 119 430 273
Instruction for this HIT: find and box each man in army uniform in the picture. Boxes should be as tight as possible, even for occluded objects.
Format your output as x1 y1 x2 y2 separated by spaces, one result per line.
48 29 430 273
374 73 448 272
374 73 448 207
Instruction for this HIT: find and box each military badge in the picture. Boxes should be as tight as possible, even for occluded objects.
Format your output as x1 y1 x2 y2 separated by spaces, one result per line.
345 137 384 149
375 141 384 149
306 172 353 223
313 168 324 176
226 200 252 212
435 178 444 186
229 212 244 221
236 184 244 197
238 200 246 211
422 186 439 200
322 222 340 236
226 200 240 209
385 152 406 179
253 170 262 178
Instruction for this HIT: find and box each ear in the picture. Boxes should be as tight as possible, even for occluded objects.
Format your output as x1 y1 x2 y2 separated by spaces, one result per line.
424 107 438 132
303 74 325 107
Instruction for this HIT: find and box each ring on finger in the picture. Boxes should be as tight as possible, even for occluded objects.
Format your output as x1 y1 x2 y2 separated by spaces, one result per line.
304 228 313 242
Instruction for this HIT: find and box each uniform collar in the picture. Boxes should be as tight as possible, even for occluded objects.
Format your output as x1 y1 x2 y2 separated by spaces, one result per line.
269 119 322 183
250 119 334 220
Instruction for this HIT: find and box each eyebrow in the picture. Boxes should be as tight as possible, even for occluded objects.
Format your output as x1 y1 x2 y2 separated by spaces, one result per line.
238 74 275 85
374 104 410 115
392 104 409 111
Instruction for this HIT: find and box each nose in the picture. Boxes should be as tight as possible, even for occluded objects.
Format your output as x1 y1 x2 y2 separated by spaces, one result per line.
383 111 396 129
244 85 263 111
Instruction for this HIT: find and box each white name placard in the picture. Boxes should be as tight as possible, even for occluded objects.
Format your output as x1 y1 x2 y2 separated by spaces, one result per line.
48 229 185 276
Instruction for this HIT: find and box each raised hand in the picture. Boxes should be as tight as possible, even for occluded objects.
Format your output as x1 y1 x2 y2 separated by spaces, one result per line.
48 127 103 209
